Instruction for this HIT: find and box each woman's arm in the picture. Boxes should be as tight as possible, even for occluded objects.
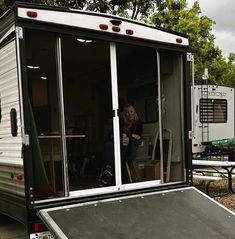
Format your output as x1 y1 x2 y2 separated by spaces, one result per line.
131 121 143 140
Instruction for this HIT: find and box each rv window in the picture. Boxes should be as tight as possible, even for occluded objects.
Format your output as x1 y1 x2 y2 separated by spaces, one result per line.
200 99 227 123
10 108 17 137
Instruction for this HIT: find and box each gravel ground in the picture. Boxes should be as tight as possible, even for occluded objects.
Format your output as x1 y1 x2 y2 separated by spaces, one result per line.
214 194 235 212
194 178 235 212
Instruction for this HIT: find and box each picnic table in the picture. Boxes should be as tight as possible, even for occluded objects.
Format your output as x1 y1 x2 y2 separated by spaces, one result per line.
192 159 235 193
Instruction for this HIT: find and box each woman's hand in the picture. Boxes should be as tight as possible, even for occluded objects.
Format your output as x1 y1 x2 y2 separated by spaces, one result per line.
131 133 141 140
122 134 130 146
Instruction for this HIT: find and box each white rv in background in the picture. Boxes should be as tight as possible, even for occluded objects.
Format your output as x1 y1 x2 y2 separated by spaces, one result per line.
192 85 235 155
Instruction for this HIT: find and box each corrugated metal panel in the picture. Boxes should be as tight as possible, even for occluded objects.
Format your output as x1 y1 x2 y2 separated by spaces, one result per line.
0 40 24 196
0 43 18 75
0 164 24 196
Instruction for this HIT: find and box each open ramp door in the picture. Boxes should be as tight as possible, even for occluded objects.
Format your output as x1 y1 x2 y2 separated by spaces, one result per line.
39 187 235 239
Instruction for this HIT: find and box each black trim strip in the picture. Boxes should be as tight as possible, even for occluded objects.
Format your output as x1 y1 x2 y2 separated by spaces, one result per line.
183 54 193 184
17 20 189 53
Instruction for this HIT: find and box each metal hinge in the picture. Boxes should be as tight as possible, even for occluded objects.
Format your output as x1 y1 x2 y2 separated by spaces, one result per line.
187 53 194 62
16 27 23 39
23 134 29 146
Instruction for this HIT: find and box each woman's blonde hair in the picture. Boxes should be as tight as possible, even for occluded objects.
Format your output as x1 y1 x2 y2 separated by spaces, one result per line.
122 103 139 123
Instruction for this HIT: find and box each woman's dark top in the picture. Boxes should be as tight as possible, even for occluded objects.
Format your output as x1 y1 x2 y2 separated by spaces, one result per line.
120 120 143 159
121 120 143 140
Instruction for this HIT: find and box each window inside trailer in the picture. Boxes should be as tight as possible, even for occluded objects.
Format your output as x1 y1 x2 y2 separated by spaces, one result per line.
25 29 186 200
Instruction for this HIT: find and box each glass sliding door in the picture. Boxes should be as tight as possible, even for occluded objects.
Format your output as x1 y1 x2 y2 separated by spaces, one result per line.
159 50 185 182
60 35 114 191
116 43 161 184
26 30 116 198
25 30 64 200
115 44 185 185
26 29 186 199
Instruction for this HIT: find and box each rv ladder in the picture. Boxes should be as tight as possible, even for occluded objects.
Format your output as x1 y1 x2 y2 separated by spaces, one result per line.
200 71 209 143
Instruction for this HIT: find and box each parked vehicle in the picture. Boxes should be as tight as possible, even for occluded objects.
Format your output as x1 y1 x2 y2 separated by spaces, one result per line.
192 84 235 158
1 3 235 238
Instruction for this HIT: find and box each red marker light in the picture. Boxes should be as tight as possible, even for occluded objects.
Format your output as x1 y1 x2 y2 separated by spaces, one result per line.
193 144 198 147
176 38 183 43
27 11 38 18
126 29 134 35
99 24 108 30
16 175 23 181
112 26 120 32
34 223 47 233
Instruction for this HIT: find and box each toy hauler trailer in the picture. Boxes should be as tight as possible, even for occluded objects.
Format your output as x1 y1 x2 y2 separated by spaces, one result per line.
1 3 235 238
192 85 235 157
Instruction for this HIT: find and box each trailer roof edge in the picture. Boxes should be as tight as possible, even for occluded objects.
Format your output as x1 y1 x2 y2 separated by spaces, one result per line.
13 1 188 39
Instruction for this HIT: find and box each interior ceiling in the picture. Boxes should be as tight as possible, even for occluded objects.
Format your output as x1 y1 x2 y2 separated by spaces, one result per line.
28 32 109 80
27 30 148 83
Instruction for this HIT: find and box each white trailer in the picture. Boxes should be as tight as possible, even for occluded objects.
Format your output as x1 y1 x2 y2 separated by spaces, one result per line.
1 3 235 238
192 85 235 155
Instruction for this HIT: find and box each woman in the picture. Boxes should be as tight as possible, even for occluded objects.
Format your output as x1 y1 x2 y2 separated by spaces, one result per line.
100 104 142 185
120 104 143 160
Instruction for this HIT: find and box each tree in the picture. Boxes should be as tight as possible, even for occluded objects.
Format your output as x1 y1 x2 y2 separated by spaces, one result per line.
0 0 155 19
146 0 235 87
0 0 45 15
0 0 8 15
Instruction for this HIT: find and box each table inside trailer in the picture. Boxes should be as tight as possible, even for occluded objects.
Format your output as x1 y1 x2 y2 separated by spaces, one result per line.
39 187 235 239
193 160 235 193
38 134 86 190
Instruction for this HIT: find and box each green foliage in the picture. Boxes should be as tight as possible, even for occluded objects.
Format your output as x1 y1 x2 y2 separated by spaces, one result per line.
0 0 7 15
0 0 45 16
0 0 155 19
146 1 235 87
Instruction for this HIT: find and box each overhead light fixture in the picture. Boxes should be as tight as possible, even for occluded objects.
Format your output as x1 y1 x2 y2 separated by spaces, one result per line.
27 65 40 69
77 38 93 43
41 76 47 80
